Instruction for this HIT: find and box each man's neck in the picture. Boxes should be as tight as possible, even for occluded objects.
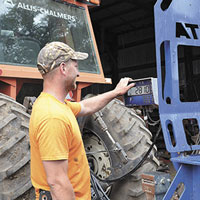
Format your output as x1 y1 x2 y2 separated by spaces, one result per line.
43 88 68 104
42 73 69 103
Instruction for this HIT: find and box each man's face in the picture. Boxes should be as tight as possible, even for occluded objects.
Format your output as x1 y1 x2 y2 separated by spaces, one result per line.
65 60 79 91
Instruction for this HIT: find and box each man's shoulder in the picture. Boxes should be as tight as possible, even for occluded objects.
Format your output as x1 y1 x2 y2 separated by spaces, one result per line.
65 101 81 114
32 94 65 119
65 100 80 108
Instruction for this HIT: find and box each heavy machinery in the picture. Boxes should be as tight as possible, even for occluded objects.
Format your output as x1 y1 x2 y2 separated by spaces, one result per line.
0 0 159 199
154 0 200 199
122 0 200 199
126 0 200 199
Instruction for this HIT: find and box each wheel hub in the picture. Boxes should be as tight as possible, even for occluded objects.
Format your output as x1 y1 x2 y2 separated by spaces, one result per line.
83 132 111 180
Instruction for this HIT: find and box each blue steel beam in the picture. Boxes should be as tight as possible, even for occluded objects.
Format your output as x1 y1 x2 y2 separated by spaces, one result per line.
154 0 200 199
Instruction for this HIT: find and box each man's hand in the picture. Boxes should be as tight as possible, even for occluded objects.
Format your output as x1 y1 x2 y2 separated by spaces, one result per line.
113 77 135 96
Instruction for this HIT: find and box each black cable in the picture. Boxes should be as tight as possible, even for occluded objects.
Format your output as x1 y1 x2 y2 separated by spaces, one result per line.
92 124 162 183
91 171 102 200
119 124 162 180
146 111 160 124
90 170 110 200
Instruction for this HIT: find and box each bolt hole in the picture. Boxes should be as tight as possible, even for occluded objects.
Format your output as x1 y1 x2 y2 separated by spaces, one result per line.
161 0 172 11
166 97 171 104
167 122 176 147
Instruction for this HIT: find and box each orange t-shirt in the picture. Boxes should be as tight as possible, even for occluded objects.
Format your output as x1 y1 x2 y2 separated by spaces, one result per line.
29 92 91 200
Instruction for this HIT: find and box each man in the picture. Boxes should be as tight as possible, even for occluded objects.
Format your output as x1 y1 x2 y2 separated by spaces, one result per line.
29 41 135 200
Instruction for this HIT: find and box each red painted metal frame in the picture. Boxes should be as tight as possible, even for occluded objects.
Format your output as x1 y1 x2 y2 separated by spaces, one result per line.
0 77 42 99
73 82 91 102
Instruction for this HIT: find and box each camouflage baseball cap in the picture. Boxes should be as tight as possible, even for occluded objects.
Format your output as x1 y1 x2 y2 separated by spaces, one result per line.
37 41 88 75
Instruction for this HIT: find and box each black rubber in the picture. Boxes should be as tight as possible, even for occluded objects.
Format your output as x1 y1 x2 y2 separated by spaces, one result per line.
0 93 34 200
82 98 159 200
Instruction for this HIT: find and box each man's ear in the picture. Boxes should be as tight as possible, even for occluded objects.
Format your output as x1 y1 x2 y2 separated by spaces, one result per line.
60 62 67 75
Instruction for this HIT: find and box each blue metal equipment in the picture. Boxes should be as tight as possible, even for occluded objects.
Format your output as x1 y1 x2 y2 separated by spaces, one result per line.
154 0 200 199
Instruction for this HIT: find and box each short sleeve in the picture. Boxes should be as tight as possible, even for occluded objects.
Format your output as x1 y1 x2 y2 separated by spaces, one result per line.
66 101 81 116
36 118 71 161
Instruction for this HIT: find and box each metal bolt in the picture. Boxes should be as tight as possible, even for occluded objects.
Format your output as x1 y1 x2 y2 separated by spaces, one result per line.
160 178 166 185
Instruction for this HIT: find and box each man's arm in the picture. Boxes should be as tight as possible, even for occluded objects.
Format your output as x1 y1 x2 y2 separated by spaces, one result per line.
78 77 135 116
43 160 75 200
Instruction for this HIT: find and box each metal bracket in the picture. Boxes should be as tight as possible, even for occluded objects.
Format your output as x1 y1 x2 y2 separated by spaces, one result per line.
92 111 128 164
23 96 36 114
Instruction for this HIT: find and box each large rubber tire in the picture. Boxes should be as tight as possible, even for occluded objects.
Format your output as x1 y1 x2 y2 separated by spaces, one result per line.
0 93 34 200
82 98 159 200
